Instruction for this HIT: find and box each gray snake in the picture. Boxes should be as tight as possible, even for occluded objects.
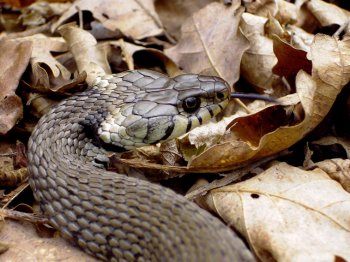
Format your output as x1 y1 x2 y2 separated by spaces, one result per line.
27 70 255 261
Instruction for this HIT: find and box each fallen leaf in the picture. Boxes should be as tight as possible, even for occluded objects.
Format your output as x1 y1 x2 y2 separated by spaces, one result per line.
165 2 249 85
13 34 75 92
0 220 98 261
244 0 298 25
1 0 34 8
272 34 312 78
155 0 214 40
110 39 182 76
0 40 32 134
52 0 164 40
312 136 350 158
184 34 350 171
307 0 350 27
314 158 350 193
58 23 111 85
20 2 71 27
203 162 350 261
240 13 281 93
0 157 27 187
285 25 314 51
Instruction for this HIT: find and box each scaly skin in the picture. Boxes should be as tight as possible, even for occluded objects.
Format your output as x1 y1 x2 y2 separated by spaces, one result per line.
27 70 254 262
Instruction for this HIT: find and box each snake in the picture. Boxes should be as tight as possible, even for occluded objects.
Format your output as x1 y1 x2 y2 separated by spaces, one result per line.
27 70 255 262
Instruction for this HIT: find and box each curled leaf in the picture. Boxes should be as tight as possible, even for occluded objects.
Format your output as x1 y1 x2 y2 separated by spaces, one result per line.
0 40 32 134
184 34 350 172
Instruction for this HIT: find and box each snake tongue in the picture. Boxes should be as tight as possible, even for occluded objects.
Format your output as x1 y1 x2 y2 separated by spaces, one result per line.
230 92 277 102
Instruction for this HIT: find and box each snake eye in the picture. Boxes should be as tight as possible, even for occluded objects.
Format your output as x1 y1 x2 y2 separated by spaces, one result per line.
216 92 225 99
183 96 201 113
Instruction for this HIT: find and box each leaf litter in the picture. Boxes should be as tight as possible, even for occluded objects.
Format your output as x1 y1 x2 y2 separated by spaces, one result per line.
0 0 350 261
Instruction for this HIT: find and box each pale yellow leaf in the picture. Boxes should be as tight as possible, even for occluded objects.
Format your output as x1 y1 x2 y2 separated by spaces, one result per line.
307 0 350 27
58 23 111 85
240 13 281 93
204 162 350 261
314 158 350 193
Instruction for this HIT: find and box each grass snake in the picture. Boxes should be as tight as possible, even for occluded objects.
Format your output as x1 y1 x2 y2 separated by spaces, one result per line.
27 70 255 261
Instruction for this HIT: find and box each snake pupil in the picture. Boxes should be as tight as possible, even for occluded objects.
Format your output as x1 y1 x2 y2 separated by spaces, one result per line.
216 92 225 99
183 96 200 113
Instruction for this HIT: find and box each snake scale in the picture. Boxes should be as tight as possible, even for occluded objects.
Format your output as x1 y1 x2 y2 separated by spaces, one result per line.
27 70 255 262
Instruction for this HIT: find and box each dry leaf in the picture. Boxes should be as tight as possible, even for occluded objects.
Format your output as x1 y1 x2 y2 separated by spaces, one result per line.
203 162 350 261
0 157 27 187
312 136 350 158
52 0 163 40
20 2 71 27
58 23 111 85
110 39 182 76
155 0 214 40
285 25 314 51
307 0 350 27
165 2 249 85
26 93 59 118
246 0 298 25
184 34 350 171
1 0 34 8
314 158 350 193
0 40 32 134
13 34 74 92
240 13 281 93
272 34 312 78
0 220 98 261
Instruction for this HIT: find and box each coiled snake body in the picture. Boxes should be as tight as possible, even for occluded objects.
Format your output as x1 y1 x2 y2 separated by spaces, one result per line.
28 70 254 261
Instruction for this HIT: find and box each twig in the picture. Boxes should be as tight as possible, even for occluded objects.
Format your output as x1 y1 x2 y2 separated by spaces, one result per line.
185 150 290 200
1 208 48 225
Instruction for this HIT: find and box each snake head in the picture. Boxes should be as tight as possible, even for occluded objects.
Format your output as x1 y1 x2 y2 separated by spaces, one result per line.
94 70 230 151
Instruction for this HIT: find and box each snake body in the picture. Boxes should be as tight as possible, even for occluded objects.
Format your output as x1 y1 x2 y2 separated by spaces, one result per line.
27 70 254 261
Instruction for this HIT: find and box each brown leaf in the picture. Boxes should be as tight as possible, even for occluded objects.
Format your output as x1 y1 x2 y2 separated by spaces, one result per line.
52 0 163 40
155 0 214 40
14 34 74 92
165 3 249 85
272 34 312 78
184 34 350 172
110 39 182 76
227 106 289 147
202 162 350 261
1 0 34 8
20 2 71 28
0 40 32 134
0 157 27 187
